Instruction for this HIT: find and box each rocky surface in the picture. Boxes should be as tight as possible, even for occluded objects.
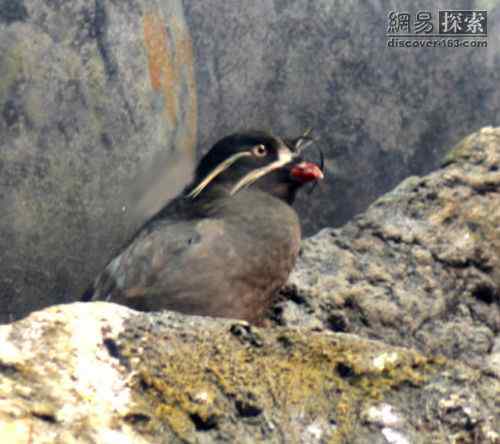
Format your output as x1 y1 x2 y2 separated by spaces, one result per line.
0 0 197 323
0 127 499 443
0 303 498 444
277 127 500 377
184 0 500 234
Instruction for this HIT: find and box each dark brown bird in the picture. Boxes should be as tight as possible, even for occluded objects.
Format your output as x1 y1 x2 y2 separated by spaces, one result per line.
83 130 323 323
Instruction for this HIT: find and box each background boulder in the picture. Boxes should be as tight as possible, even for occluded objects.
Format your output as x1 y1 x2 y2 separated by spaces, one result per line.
0 0 197 322
185 0 500 233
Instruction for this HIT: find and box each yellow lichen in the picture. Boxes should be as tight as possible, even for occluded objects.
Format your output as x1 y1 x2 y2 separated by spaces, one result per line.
119 327 444 441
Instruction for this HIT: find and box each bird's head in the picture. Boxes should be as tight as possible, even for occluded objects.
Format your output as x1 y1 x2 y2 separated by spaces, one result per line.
188 130 323 204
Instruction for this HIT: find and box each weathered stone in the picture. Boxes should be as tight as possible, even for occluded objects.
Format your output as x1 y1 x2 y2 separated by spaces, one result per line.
0 0 197 323
0 302 498 444
278 127 500 374
184 1 500 235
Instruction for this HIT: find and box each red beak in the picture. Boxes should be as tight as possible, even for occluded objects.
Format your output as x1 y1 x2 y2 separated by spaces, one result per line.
290 161 324 183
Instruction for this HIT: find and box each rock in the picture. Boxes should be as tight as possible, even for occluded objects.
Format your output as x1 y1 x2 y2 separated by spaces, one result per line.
0 302 498 443
0 0 197 323
1 127 499 443
184 1 500 235
278 127 500 373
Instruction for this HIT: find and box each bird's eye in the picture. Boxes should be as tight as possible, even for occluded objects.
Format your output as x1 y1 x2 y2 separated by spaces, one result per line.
252 144 267 157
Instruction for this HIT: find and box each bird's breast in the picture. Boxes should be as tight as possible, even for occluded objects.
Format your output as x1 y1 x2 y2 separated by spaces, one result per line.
225 192 302 281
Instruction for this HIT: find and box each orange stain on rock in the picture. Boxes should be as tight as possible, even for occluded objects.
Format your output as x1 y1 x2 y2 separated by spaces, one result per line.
171 18 198 160
143 13 179 126
142 10 197 163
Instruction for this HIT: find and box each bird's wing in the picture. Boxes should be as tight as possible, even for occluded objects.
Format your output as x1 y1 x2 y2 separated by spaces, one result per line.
89 217 239 312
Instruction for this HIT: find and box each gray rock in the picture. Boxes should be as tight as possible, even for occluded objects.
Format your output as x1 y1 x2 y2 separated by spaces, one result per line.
0 302 498 443
184 1 500 235
0 0 197 323
277 127 500 373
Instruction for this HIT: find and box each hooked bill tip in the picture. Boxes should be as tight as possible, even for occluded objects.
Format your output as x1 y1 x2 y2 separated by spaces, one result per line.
290 161 324 183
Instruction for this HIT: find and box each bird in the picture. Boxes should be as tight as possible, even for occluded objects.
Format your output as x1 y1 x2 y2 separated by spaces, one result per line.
82 130 323 324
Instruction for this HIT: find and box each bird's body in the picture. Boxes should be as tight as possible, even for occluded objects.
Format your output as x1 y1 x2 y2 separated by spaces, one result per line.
84 131 322 323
